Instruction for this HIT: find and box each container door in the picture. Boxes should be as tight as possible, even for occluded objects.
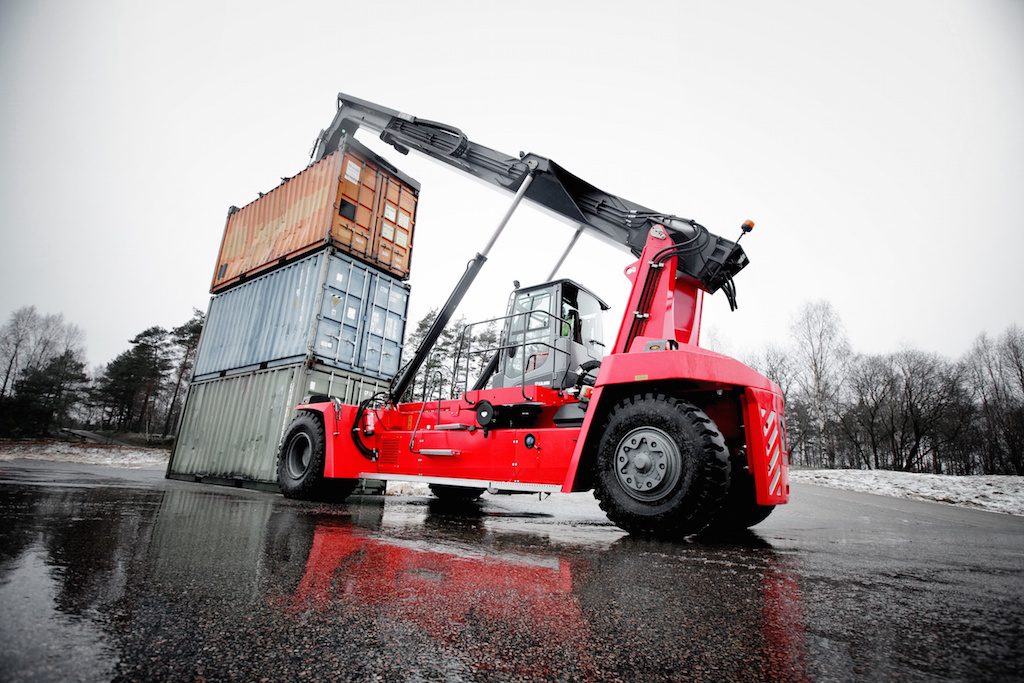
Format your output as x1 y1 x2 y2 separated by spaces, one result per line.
305 366 388 405
316 254 370 370
358 275 409 380
334 152 378 260
375 176 414 279
306 366 351 403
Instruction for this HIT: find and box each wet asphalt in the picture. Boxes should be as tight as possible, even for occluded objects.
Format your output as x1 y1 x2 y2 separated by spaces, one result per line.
0 460 1021 683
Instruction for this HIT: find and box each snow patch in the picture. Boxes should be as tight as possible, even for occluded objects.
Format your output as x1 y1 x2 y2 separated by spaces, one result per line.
790 469 1024 516
0 442 169 470
385 481 432 497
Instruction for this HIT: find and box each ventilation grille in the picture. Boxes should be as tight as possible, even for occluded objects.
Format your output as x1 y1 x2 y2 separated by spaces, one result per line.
379 436 401 466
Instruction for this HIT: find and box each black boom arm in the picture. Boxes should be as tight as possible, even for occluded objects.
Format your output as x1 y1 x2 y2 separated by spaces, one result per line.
313 93 748 300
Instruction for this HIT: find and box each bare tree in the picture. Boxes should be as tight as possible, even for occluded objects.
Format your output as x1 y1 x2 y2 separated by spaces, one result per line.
883 351 971 473
999 325 1024 400
838 354 896 469
1 308 84 400
789 301 850 468
1 306 38 398
23 313 65 370
966 329 1024 474
748 344 797 403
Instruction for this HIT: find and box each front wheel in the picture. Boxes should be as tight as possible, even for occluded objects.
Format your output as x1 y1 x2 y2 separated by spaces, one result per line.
278 412 357 500
593 394 730 538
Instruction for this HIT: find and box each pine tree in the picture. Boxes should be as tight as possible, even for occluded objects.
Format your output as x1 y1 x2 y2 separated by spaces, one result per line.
9 350 88 435
162 310 205 436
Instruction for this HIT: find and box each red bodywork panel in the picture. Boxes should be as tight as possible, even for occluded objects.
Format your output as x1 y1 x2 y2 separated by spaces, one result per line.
301 227 789 508
743 388 790 505
307 387 582 491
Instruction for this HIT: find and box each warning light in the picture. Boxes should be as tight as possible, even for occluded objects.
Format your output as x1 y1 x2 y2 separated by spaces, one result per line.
741 219 755 233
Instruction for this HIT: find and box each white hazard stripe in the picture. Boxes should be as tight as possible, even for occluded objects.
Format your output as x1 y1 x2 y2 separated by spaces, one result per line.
770 466 783 497
768 442 780 472
762 408 784 497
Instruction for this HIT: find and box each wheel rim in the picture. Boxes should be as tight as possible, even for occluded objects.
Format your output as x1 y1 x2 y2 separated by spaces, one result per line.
285 432 312 479
614 426 682 502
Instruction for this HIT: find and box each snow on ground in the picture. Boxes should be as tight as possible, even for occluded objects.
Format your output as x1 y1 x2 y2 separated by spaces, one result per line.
790 469 1024 516
0 441 169 469
4 440 1020 517
384 481 433 496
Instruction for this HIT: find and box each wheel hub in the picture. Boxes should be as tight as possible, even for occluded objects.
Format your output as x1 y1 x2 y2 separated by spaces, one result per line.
633 452 653 472
614 427 682 502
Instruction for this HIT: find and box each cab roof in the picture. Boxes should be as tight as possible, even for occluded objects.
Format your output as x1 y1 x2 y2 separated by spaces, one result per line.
514 279 610 310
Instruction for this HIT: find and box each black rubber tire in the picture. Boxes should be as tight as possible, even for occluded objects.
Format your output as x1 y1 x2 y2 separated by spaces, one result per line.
706 468 775 532
593 393 730 538
277 412 357 500
428 484 486 502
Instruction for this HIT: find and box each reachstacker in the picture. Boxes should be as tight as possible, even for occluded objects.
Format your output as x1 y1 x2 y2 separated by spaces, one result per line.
277 93 789 536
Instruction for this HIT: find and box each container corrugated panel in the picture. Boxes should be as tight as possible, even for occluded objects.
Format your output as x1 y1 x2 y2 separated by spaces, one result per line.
211 139 419 292
169 363 390 483
193 249 410 382
193 252 326 379
212 153 343 292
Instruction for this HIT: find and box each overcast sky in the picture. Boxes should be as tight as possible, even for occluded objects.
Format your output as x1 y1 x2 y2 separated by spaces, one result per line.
1 0 1022 368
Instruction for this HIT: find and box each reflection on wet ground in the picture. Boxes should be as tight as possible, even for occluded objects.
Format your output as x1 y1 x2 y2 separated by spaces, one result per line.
0 461 1022 682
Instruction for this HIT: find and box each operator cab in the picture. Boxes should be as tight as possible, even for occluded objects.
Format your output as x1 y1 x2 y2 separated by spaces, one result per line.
493 279 609 390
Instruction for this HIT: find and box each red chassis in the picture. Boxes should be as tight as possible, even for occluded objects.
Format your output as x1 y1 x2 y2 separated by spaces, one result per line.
294 228 789 510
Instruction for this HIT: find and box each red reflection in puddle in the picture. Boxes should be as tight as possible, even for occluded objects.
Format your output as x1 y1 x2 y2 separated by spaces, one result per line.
763 566 810 682
275 521 810 680
283 523 598 677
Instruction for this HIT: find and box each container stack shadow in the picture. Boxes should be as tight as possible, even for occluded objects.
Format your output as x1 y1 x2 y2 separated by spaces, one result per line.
168 138 419 491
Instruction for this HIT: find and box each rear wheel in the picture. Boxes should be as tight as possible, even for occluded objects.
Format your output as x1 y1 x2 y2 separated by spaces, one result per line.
428 484 485 502
593 394 730 537
278 412 357 500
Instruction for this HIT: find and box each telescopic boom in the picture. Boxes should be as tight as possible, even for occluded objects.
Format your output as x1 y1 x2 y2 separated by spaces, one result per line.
312 93 748 304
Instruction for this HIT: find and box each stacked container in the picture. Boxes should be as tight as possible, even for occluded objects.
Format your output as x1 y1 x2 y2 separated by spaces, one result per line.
168 137 419 490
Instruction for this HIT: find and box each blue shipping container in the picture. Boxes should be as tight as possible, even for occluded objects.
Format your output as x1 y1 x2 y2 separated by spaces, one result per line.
193 249 410 381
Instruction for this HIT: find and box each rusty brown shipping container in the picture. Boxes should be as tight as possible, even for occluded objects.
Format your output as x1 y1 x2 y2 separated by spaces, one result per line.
211 138 420 292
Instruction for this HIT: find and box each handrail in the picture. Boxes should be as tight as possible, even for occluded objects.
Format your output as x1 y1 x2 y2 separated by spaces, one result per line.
451 308 575 400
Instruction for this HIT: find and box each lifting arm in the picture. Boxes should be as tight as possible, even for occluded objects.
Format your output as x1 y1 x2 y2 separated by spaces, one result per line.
313 93 749 305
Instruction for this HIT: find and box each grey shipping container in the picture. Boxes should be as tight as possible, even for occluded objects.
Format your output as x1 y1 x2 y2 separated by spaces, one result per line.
192 248 410 382
168 362 389 487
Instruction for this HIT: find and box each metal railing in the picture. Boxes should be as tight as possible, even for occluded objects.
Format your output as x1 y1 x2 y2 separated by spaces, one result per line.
451 309 575 401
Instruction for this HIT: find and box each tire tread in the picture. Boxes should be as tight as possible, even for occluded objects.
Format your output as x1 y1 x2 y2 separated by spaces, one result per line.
593 393 730 537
